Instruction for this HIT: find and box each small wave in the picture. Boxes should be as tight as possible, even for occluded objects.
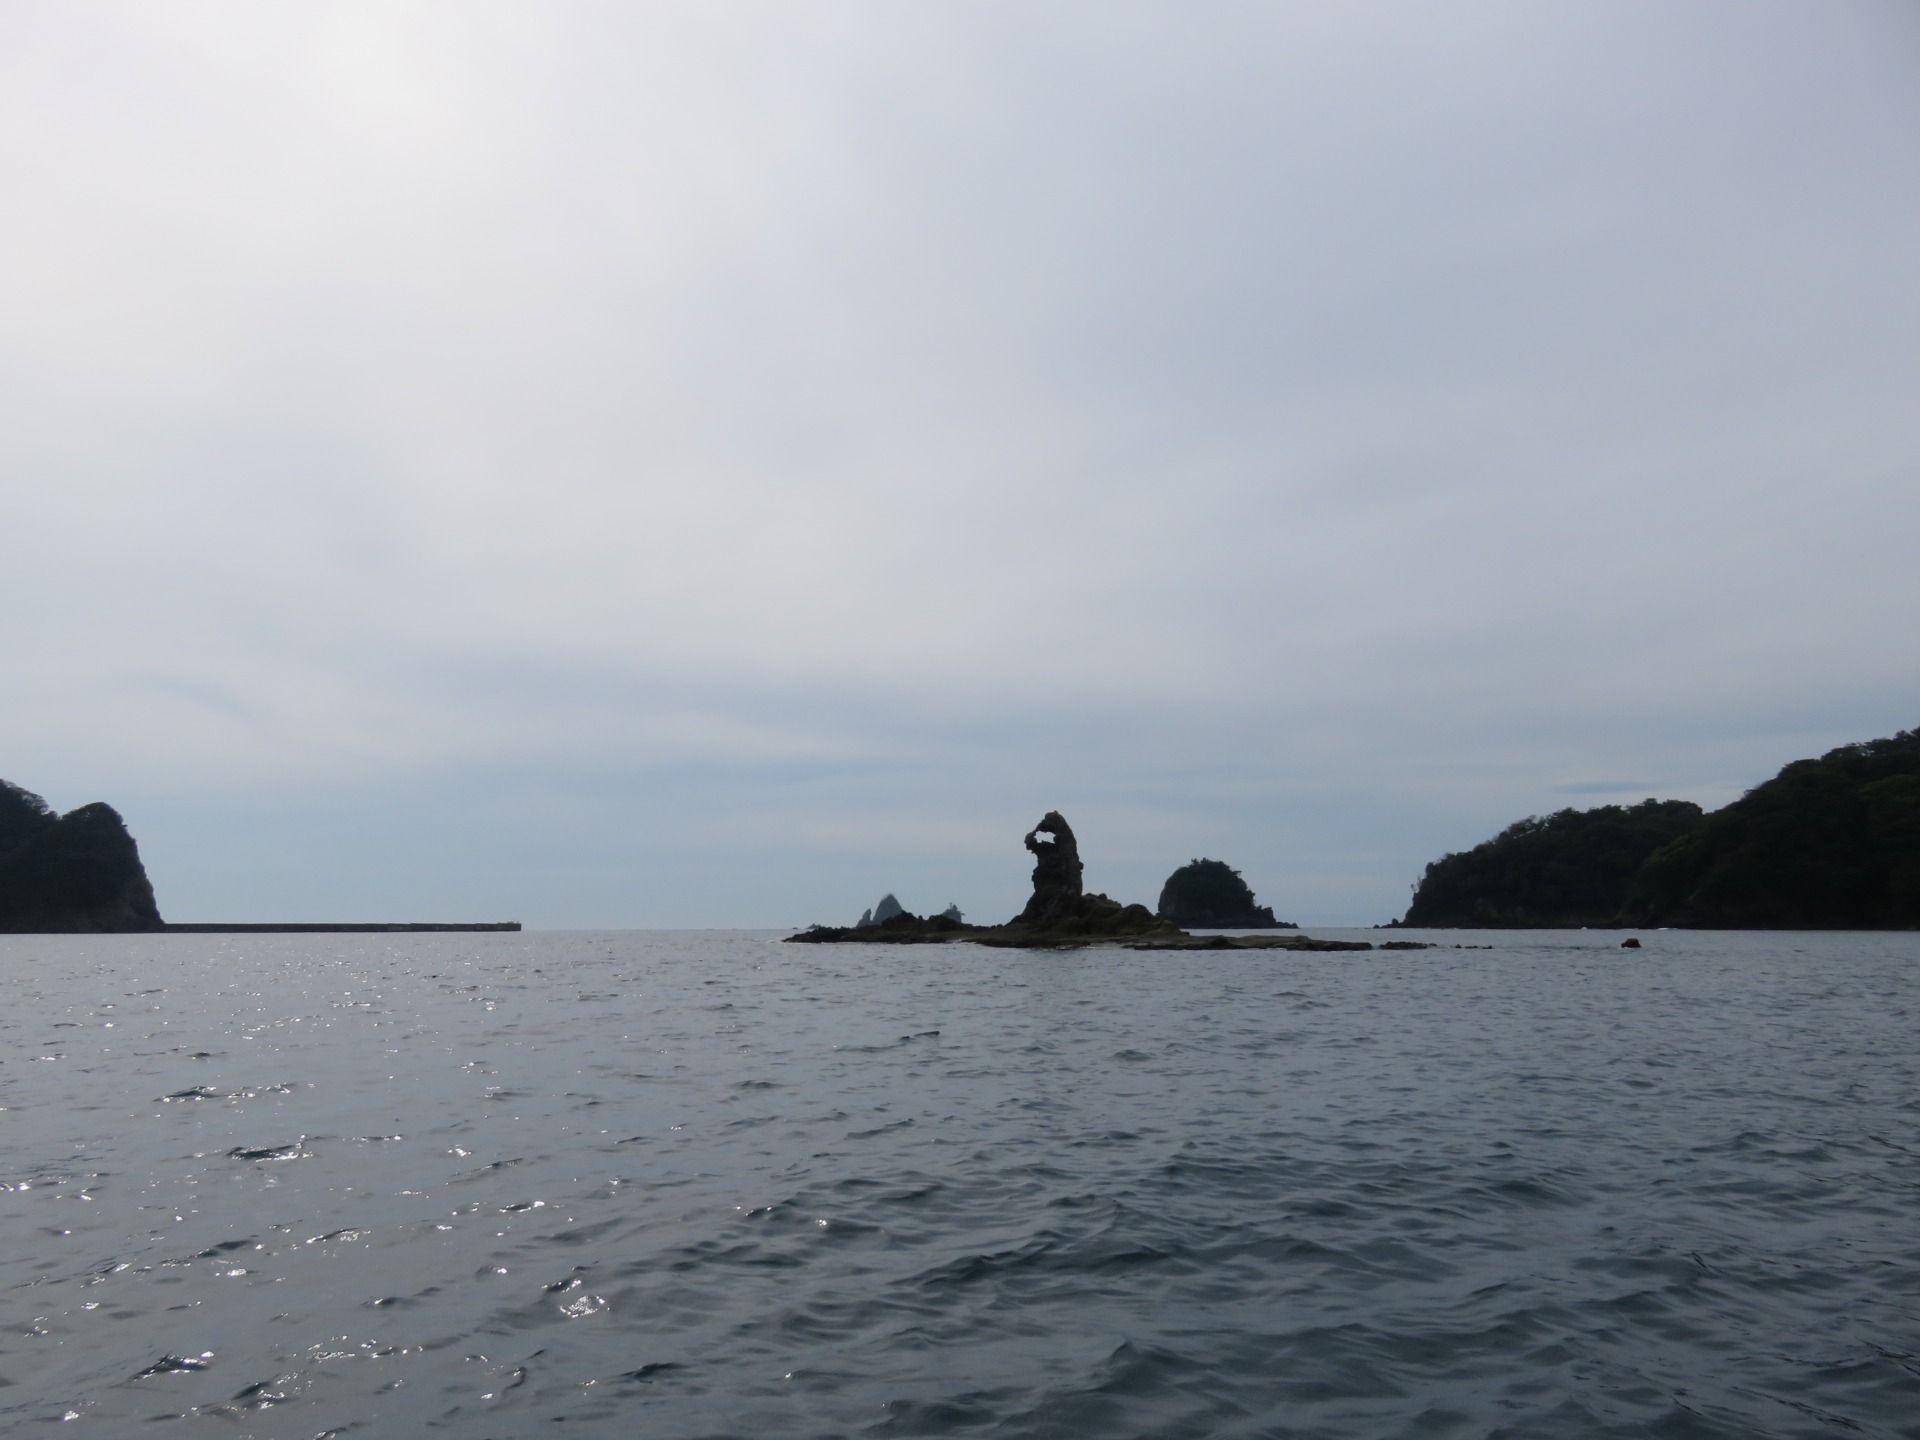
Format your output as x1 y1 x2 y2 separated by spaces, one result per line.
227 1141 307 1162
133 1354 213 1378
159 1086 222 1102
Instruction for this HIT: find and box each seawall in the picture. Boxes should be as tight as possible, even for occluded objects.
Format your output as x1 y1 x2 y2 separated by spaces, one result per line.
160 922 522 933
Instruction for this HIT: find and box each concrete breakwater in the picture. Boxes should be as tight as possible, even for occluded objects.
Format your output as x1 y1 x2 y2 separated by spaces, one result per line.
161 922 521 933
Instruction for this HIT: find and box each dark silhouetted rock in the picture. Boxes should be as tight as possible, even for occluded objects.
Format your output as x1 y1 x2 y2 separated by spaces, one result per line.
0 784 163 933
1156 858 1293 928
1016 811 1084 926
1620 937 1642 948
856 894 959 927
787 809 1392 951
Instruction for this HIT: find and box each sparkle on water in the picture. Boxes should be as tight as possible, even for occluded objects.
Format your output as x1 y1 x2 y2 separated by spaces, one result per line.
1 928 1916 1438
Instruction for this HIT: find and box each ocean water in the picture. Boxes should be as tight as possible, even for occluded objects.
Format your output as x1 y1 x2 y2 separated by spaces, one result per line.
1 928 1916 1439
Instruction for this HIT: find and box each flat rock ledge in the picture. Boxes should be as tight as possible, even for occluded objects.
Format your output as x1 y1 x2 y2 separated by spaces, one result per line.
784 914 1388 951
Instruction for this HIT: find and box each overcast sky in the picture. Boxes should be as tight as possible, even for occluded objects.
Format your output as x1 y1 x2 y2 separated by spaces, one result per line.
4 3 1916 927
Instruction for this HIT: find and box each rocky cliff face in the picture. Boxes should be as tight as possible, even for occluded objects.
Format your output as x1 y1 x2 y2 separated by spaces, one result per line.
1014 811 1087 925
0 782 163 932
1010 810 1170 939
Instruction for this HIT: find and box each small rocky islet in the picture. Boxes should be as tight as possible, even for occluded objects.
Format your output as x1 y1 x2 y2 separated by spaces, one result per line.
1157 856 1295 928
788 810 1407 951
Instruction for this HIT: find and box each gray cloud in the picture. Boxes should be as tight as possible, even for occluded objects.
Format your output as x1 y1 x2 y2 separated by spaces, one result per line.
4 3 1916 924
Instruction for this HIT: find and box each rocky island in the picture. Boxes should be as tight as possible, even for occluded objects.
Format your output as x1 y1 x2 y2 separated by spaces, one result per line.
789 810 1393 951
851 893 963 927
1157 857 1295 928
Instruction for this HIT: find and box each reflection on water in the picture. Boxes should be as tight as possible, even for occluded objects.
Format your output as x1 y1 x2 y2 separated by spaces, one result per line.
1 928 1916 1437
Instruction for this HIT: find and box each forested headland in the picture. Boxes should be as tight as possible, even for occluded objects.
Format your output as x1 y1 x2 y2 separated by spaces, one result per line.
1401 728 1920 929
0 780 163 932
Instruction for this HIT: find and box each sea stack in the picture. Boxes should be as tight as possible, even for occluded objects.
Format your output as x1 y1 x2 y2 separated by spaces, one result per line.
1016 810 1086 926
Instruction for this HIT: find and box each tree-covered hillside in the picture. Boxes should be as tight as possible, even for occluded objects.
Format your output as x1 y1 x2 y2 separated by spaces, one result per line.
1401 729 1920 929
1624 730 1920 928
0 780 164 932
1402 799 1703 927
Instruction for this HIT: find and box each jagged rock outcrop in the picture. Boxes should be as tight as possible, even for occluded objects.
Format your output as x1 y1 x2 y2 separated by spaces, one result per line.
854 893 909 927
1156 858 1293 928
0 781 163 932
1016 811 1085 925
856 895 962 927
1006 810 1174 939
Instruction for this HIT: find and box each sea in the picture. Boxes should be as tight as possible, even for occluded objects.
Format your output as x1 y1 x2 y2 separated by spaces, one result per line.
2 927 1916 1439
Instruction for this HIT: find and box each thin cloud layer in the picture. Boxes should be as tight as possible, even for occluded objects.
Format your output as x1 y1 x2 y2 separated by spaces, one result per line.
4 3 1916 924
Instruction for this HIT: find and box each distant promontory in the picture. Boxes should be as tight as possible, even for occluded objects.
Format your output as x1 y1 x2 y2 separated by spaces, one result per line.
1 778 519 934
0 781 163 933
1400 727 1920 929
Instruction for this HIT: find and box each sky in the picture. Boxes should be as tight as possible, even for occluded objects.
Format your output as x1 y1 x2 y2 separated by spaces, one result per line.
4 2 1917 928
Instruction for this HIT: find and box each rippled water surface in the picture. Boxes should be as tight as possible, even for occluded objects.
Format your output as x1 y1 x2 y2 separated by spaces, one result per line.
2 928 1917 1438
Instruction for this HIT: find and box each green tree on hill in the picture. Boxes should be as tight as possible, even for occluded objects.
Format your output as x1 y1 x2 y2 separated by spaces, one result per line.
1625 729 1920 927
1402 727 1920 929
1403 799 1703 927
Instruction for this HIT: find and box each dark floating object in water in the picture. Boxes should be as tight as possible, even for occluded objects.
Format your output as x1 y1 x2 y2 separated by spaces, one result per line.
1621 937 1643 948
789 811 1415 952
